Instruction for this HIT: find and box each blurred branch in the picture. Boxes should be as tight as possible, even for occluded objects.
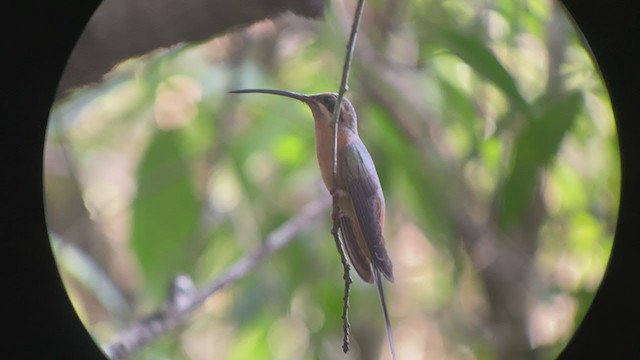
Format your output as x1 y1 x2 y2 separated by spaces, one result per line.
56 0 327 100
546 4 568 97
103 196 331 360
46 118 124 298
50 234 132 324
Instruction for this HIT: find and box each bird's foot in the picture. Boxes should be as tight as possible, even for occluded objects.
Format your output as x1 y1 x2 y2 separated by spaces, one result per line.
329 188 345 222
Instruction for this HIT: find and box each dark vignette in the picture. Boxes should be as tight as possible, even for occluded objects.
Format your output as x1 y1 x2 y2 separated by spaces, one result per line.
557 1 640 358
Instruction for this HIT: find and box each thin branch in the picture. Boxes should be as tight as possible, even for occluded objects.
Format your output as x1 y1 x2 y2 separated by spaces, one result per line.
331 0 367 184
103 196 331 360
329 0 366 353
330 218 353 353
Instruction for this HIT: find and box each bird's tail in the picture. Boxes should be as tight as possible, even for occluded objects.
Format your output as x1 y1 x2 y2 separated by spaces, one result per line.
374 268 396 360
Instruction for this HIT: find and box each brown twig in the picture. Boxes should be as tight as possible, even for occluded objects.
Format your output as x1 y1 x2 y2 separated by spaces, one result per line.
103 196 330 360
329 0 366 353
330 218 353 353
330 0 367 179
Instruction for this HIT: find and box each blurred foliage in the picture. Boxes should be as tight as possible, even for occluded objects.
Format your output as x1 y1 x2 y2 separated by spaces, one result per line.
45 0 618 358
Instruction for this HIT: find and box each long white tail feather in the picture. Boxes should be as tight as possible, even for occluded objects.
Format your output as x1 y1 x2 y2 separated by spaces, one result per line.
375 268 396 360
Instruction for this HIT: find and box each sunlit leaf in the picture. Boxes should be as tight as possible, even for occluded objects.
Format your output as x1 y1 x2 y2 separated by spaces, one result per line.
433 26 533 119
438 74 479 156
230 314 273 360
273 134 306 167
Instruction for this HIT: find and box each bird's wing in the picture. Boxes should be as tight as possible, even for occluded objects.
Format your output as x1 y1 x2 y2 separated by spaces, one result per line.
340 140 393 282
338 215 373 283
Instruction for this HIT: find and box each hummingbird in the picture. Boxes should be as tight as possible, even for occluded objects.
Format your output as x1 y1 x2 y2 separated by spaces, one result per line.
230 88 396 359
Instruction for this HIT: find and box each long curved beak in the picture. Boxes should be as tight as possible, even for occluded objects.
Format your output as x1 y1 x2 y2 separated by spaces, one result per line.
229 89 311 103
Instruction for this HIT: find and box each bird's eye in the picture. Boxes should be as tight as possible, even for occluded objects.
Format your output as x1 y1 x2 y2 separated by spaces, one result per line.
323 95 335 112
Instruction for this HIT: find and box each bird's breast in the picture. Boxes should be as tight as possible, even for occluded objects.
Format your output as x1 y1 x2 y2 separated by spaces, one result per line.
314 124 356 192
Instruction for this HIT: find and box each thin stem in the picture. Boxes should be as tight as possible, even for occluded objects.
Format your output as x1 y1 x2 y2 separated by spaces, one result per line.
331 216 353 353
331 0 367 186
329 0 366 353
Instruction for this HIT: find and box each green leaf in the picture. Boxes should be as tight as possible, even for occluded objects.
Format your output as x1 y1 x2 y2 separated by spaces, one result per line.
131 129 200 301
499 91 583 228
229 314 273 360
437 74 479 156
433 27 533 119
366 106 451 238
